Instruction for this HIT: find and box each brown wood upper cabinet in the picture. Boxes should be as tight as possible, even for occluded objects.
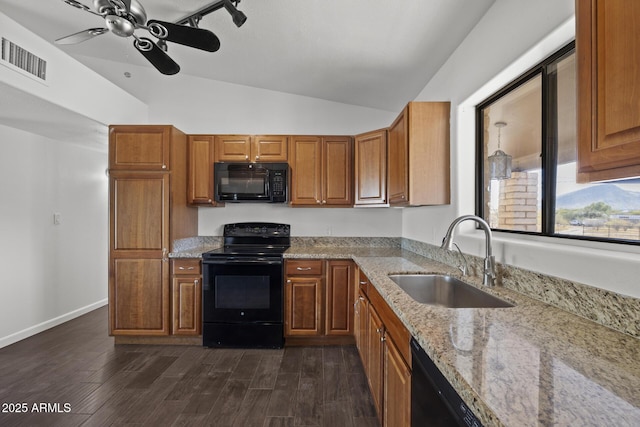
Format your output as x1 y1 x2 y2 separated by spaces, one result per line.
215 135 288 162
108 125 198 337
354 129 388 206
576 0 640 182
109 125 173 171
388 102 450 206
289 135 353 206
187 135 219 206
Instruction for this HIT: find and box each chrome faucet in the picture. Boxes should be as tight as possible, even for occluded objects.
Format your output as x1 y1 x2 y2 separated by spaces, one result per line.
441 215 496 287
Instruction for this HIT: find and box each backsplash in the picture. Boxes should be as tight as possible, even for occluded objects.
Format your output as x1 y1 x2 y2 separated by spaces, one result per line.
290 236 401 248
401 238 640 339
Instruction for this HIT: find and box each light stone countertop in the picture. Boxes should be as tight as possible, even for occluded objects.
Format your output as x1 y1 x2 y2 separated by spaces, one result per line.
285 246 640 427
170 242 640 426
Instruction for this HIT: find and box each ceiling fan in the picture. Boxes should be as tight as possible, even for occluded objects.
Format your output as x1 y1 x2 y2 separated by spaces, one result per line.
55 0 236 75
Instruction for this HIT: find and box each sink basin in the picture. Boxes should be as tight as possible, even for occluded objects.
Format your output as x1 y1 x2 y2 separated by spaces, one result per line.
388 274 514 308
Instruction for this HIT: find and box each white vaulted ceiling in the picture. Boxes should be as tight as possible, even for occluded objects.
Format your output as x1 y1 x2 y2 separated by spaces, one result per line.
0 0 495 111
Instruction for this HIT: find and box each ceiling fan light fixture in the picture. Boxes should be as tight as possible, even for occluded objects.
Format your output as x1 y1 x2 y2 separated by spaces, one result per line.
223 0 247 27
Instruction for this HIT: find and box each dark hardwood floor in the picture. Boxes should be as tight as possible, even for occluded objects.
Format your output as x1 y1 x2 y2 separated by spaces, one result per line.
0 307 379 427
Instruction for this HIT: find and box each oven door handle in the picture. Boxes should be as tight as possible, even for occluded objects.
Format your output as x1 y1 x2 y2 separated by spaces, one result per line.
204 257 282 265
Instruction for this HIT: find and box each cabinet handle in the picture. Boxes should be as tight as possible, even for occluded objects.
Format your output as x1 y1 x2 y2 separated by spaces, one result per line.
194 279 199 285
162 248 168 262
376 327 383 334
359 296 365 301
296 267 312 271
381 336 386 342
359 281 367 285
179 266 195 270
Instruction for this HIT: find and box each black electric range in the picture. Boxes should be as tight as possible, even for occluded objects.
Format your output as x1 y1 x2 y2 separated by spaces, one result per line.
201 222 290 348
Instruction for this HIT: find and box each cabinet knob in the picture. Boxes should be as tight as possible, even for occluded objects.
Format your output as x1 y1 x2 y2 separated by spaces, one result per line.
194 279 199 285
255 155 260 160
162 164 167 170
286 279 292 283
322 200 327 204
245 155 249 160
316 200 321 204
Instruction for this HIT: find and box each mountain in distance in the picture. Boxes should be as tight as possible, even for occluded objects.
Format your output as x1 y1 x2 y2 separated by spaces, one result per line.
556 184 640 210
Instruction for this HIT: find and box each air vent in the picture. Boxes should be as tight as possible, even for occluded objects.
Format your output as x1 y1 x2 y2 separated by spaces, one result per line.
1 37 47 81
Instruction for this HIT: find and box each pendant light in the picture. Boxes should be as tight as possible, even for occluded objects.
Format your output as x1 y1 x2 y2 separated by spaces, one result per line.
488 121 512 180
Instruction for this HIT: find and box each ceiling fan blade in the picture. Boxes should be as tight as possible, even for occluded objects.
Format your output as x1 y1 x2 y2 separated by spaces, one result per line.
55 28 109 45
133 37 180 75
61 0 103 17
147 20 221 52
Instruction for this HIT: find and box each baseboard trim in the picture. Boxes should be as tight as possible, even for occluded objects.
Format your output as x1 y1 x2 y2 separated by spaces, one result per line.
0 299 108 349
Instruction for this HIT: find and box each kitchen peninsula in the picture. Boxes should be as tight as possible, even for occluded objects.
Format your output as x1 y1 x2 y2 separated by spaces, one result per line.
169 238 640 427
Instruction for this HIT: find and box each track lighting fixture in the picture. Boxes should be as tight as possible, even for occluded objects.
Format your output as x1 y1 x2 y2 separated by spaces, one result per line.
223 0 247 27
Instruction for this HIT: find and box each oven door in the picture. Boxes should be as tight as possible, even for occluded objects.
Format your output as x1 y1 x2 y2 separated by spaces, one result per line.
202 257 283 323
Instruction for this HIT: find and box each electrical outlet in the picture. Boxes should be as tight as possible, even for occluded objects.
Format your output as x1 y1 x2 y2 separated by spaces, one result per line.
53 212 61 225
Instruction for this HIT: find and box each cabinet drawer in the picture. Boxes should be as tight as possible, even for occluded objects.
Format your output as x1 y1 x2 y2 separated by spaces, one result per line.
172 259 201 275
286 260 323 276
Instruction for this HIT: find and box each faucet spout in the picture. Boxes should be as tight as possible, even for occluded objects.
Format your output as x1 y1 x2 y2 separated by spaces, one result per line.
440 215 495 286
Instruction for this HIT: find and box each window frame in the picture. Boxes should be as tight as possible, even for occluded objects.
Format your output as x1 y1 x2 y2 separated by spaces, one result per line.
474 41 638 246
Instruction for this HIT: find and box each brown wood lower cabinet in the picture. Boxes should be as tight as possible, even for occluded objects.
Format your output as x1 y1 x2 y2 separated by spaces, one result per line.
284 259 355 344
356 269 412 427
171 259 202 335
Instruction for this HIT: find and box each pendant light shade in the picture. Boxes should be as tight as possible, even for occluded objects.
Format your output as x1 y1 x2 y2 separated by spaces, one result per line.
488 121 512 180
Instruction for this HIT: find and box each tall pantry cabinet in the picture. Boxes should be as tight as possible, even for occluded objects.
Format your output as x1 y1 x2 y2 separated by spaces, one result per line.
108 125 198 336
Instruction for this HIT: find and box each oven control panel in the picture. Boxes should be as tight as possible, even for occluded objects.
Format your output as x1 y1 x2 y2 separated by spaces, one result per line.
224 222 290 237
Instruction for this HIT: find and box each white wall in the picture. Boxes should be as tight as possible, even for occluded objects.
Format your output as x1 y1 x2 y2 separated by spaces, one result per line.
146 73 403 237
0 12 146 347
0 125 108 347
408 0 640 298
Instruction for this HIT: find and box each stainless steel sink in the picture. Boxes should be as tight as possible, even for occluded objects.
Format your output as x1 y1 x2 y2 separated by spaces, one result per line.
388 274 514 308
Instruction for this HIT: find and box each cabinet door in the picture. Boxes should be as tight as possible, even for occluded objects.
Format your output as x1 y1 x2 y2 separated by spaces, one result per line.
215 135 252 162
109 125 171 171
187 135 216 205
109 172 170 336
110 172 169 253
354 289 369 369
384 334 411 427
252 135 288 162
366 305 385 419
577 0 640 182
355 129 387 205
387 108 408 205
289 136 323 205
325 260 355 336
285 276 323 336
172 276 202 335
323 136 354 206
110 258 169 335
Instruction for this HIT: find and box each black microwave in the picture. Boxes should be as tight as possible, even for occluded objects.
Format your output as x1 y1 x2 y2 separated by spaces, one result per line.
214 162 288 203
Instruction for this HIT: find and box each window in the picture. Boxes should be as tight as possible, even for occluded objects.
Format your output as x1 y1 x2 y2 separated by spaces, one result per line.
476 42 640 244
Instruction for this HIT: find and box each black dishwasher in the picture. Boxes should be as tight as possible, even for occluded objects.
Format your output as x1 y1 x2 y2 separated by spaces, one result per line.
411 337 483 427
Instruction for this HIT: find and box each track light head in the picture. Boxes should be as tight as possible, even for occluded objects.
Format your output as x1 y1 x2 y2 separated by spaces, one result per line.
224 0 247 27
